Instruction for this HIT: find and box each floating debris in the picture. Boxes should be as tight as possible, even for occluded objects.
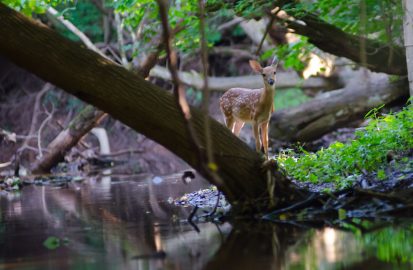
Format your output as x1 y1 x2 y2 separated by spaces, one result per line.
175 186 231 213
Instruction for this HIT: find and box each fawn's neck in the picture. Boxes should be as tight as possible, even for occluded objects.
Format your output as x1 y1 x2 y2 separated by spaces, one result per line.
260 84 275 104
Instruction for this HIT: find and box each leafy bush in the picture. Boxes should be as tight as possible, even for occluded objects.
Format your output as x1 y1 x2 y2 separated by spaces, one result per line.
277 104 413 188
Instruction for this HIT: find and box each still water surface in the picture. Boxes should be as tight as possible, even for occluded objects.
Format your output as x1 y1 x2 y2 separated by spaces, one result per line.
0 174 412 269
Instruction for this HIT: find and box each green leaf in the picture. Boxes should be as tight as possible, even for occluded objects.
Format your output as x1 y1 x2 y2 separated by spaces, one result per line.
43 236 61 250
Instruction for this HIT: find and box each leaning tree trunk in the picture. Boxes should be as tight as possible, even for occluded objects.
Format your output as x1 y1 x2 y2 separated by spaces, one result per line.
403 0 413 97
0 3 306 211
270 71 408 142
32 6 171 174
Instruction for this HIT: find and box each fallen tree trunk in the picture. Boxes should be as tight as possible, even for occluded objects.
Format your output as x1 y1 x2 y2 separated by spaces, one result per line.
270 71 408 142
150 65 329 91
31 107 106 173
0 3 306 210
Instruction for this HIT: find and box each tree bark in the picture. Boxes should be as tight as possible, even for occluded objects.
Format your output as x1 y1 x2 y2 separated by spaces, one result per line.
270 72 408 142
403 0 413 97
0 3 305 209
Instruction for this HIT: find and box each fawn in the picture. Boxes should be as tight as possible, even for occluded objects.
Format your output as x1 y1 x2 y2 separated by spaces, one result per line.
220 59 278 159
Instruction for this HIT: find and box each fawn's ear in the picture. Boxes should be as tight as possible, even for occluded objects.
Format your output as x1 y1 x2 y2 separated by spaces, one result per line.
271 56 279 70
249 60 263 73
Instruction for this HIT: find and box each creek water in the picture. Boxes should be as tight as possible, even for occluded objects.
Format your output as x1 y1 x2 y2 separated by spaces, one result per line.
0 173 412 270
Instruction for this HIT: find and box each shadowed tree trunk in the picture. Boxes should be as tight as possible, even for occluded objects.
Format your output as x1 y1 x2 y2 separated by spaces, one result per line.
0 3 306 211
403 0 413 97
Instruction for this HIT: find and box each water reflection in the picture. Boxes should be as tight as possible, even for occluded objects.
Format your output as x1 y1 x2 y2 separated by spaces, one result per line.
0 174 412 270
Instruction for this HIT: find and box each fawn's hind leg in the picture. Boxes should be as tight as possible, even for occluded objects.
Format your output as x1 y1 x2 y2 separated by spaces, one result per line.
253 123 262 152
233 121 244 136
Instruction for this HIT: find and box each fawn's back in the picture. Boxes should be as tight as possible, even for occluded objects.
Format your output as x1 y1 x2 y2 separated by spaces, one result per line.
220 88 263 123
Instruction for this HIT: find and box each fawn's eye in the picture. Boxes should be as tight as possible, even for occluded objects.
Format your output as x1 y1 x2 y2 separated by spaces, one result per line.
274 71 276 75
262 74 265 77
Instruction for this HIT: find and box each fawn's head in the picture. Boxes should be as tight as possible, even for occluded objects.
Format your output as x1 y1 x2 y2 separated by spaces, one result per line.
249 59 278 87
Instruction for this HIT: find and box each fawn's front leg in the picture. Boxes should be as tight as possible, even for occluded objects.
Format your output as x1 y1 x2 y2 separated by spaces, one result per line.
260 121 269 159
253 123 261 153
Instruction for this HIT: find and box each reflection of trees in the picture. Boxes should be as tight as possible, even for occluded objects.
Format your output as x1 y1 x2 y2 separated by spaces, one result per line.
355 225 413 267
204 223 306 270
3 179 413 270
0 175 220 269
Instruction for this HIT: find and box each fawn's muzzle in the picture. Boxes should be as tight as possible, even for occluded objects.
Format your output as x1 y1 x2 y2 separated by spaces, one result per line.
268 79 274 85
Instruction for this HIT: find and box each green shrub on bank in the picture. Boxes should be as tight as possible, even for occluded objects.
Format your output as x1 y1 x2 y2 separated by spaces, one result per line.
277 103 413 188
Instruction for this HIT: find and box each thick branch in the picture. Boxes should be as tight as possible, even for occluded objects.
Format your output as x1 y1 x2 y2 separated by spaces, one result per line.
150 65 328 91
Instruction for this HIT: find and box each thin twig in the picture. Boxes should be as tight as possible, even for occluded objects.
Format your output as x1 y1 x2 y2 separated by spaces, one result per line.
188 205 199 222
100 148 145 157
217 17 244 32
198 0 214 169
18 83 51 155
208 190 222 217
46 7 107 59
114 12 129 67
37 103 55 158
262 193 318 219
156 0 207 171
255 16 276 56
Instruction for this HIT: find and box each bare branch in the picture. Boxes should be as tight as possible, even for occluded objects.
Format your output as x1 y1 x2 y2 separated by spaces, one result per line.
199 0 220 182
150 65 329 91
114 12 129 67
255 16 276 56
37 103 55 158
18 83 51 154
217 17 244 31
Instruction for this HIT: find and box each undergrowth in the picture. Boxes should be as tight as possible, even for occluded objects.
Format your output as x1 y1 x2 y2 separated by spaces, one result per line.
277 103 413 189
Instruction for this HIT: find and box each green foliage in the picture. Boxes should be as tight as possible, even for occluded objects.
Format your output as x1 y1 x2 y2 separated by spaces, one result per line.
226 0 403 72
56 1 103 42
231 0 403 45
2 0 71 15
274 88 310 110
43 236 61 250
277 104 413 188
262 37 314 71
113 0 204 55
359 222 413 264
298 0 403 42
